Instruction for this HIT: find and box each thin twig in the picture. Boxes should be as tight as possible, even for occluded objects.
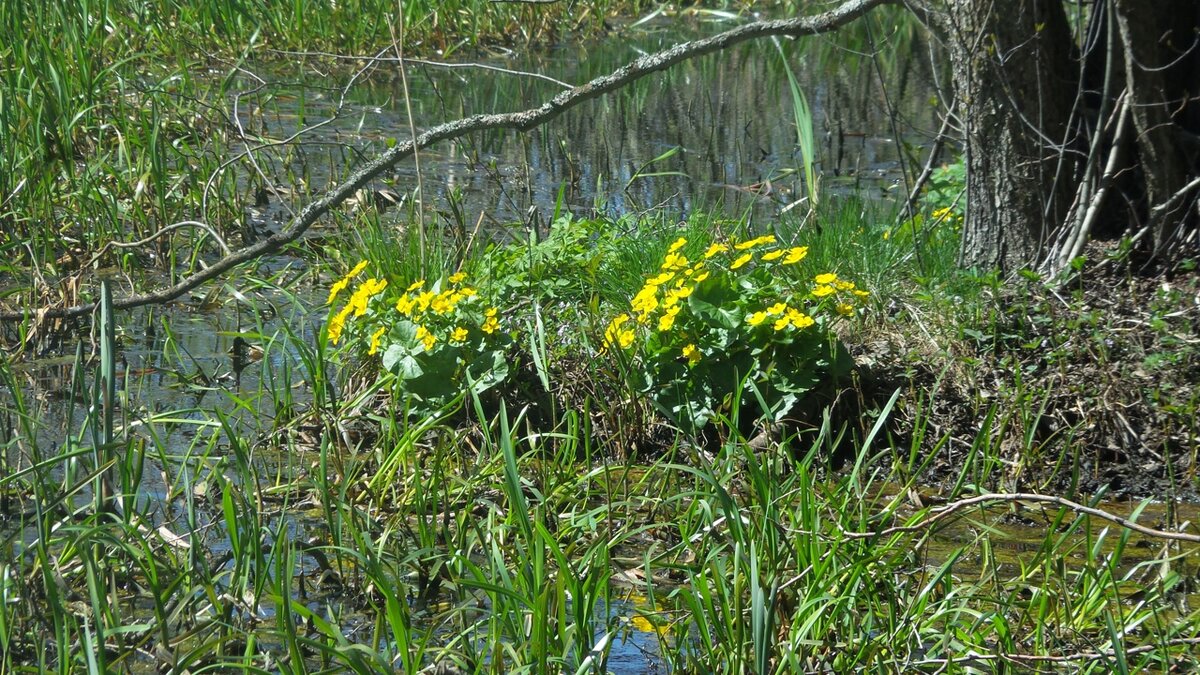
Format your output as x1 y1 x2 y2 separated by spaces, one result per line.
0 0 897 322
267 49 575 89
794 492 1200 544
912 637 1200 668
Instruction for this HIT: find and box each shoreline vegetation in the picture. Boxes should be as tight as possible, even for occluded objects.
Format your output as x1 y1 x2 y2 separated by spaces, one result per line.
2 1 1199 673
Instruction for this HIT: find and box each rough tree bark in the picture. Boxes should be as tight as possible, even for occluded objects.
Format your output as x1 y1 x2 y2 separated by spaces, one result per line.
925 0 1079 273
919 0 1198 274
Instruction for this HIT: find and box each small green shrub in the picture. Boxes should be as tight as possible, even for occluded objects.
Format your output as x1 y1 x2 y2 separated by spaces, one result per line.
602 234 866 433
325 262 512 414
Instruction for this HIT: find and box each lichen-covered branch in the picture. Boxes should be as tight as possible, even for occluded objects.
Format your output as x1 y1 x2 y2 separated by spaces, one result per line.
0 0 895 323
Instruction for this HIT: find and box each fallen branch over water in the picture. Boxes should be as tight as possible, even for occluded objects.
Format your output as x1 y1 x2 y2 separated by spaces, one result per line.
0 0 895 323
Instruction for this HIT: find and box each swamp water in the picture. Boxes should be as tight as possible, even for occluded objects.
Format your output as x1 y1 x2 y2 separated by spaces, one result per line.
5 14 1193 673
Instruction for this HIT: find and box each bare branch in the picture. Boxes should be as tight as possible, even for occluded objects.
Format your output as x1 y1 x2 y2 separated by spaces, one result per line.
795 491 1200 544
0 0 896 323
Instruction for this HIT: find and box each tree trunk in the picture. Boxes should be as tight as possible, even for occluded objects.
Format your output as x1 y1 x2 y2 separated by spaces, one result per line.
1112 0 1200 259
936 0 1079 272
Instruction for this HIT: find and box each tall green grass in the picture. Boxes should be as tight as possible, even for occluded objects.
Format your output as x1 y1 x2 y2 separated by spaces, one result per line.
8 199 1196 672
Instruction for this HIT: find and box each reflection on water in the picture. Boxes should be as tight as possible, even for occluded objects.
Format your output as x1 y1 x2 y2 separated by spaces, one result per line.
244 14 940 234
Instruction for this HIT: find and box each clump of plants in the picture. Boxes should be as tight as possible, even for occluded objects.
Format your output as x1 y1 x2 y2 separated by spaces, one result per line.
325 261 512 414
602 234 867 433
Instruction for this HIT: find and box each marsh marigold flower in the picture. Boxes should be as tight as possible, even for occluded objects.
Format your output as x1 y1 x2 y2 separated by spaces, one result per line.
658 305 681 332
482 307 500 334
730 253 753 270
327 307 351 345
682 343 701 366
788 309 814 328
450 326 468 343
812 285 835 298
668 237 688 253
814 273 838 285
368 326 386 355
415 325 436 351
782 247 809 265
448 272 466 284
703 242 728 259
836 303 855 316
761 249 785 261
327 260 370 305
734 235 775 250
746 311 767 326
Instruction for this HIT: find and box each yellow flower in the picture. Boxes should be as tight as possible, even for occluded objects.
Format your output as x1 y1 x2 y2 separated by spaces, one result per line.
415 325 436 351
646 272 674 286
617 329 635 349
448 272 466 284
734 235 775 250
703 243 728 259
835 280 856 291
430 291 454 315
661 252 689 271
853 289 870 298
396 294 414 315
328 260 370 304
604 313 630 346
746 311 767 326
459 287 478 297
327 307 351 345
836 303 855 316
773 315 791 331
932 207 954 221
415 290 435 313
450 326 468 343
814 273 838 285
368 326 386 355
481 308 501 335
767 302 787 316
682 343 701 366
761 249 785 261
344 277 388 317
787 309 814 328
406 279 425 292
812 285 835 297
632 286 659 315
669 285 694 300
668 236 688 253
693 270 710 282
730 253 753 270
882 229 891 240
327 278 351 305
658 305 681 332
782 247 809 265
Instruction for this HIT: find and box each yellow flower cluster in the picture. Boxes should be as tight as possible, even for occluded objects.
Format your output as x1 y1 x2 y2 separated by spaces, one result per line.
392 275 499 353
327 261 389 346
746 301 815 332
738 264 870 329
721 234 809 272
605 237 712 352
